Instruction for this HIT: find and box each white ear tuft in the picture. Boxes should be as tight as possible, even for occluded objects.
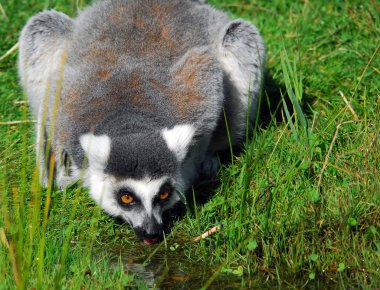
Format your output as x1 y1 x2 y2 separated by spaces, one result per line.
162 124 196 161
79 133 111 170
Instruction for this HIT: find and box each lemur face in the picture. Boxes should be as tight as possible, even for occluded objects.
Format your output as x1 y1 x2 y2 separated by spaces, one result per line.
113 177 178 244
86 173 180 245
79 125 195 244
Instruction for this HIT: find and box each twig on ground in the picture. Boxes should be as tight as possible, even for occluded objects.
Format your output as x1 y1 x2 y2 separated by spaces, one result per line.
339 91 358 122
0 42 19 61
192 226 220 242
13 100 28 106
0 120 36 125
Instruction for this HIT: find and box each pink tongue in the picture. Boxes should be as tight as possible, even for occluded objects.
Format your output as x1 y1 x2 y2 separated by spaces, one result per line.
143 238 159 245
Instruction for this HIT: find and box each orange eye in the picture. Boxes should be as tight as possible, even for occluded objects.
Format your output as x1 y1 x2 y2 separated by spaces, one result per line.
120 194 134 204
160 191 170 200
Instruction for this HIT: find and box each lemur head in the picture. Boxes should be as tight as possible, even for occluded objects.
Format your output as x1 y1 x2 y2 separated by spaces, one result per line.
79 124 195 245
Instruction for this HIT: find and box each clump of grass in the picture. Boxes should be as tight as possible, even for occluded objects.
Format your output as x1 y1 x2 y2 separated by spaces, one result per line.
203 52 376 282
0 1 146 288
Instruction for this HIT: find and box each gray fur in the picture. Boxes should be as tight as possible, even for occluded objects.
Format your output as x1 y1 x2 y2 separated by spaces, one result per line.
105 132 178 179
19 0 265 242
19 10 73 186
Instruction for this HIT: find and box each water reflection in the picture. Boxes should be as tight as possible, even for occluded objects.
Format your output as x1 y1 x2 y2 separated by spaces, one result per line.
107 243 354 290
114 249 211 289
110 245 266 289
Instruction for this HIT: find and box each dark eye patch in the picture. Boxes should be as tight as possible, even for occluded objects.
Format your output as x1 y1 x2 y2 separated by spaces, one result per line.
154 182 173 204
116 188 142 208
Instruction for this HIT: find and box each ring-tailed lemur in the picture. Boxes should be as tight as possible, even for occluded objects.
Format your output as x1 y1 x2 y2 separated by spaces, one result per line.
18 0 265 245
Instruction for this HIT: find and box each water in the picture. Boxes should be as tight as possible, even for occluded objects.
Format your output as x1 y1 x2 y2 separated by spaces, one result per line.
106 242 364 289
108 243 285 289
107 244 255 289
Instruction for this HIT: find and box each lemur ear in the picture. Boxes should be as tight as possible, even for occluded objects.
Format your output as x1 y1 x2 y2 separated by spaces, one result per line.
219 19 265 67
221 20 258 45
217 19 265 118
79 133 111 170
162 124 196 162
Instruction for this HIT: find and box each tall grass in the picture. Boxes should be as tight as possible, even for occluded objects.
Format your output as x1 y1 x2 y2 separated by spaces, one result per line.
0 2 143 288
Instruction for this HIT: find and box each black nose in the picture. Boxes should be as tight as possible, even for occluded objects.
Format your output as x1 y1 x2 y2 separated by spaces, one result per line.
134 228 163 245
134 217 163 245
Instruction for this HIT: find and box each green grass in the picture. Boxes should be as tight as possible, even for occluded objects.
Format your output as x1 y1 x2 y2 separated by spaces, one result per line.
1 0 379 288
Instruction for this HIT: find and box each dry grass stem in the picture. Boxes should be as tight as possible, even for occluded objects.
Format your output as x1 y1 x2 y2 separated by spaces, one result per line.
339 91 358 122
0 120 36 125
0 228 9 249
0 3 7 18
370 0 380 14
13 100 28 106
8 241 21 288
372 66 380 75
317 121 353 189
0 42 19 61
352 44 380 97
192 226 220 242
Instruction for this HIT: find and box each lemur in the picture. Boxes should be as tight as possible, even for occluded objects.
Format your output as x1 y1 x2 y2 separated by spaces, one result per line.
18 0 265 245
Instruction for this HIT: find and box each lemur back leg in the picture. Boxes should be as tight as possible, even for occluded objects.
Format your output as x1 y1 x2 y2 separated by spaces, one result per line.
19 11 73 187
